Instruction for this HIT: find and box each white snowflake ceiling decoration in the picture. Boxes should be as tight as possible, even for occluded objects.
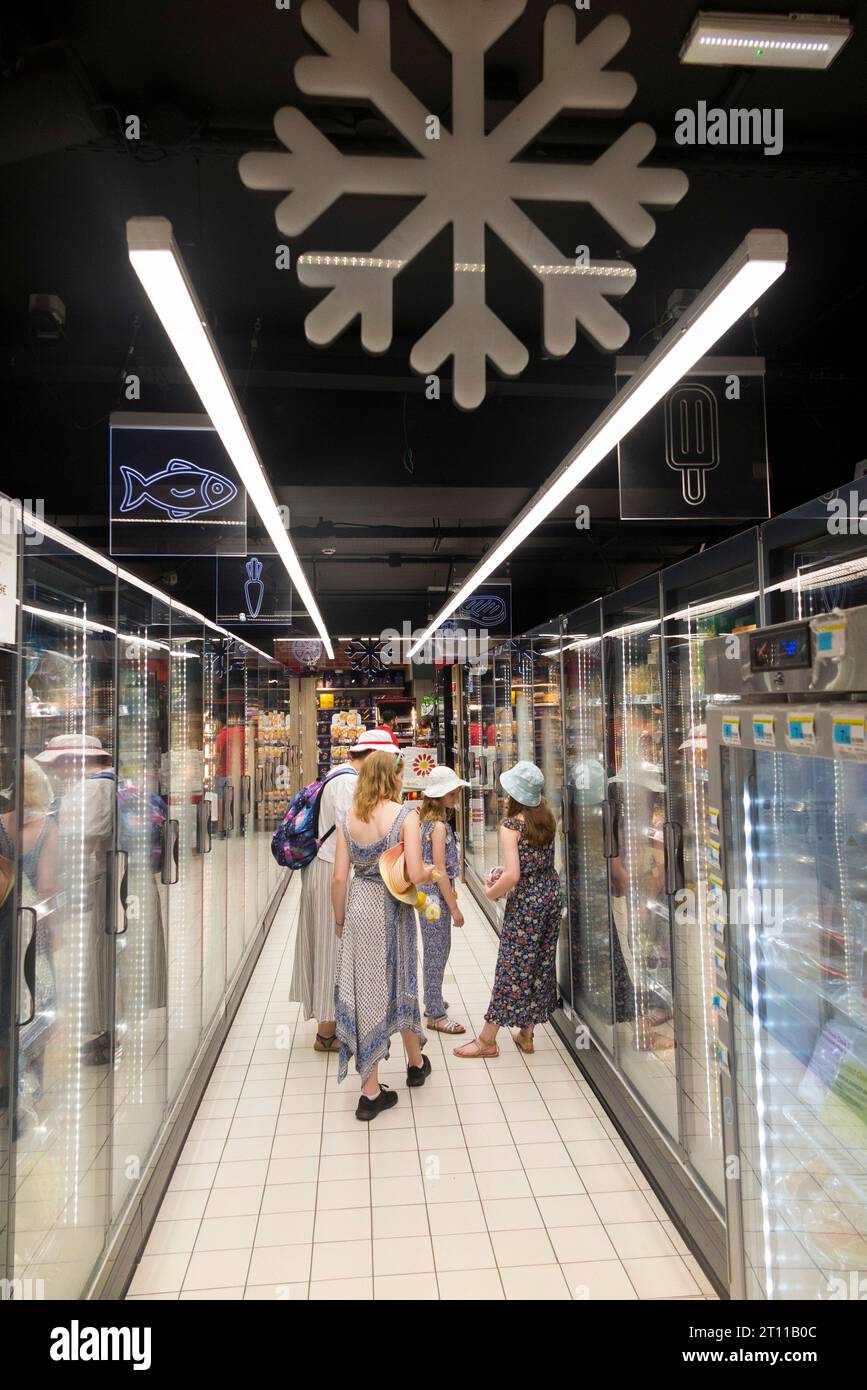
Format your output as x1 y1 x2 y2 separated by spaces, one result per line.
239 1 689 409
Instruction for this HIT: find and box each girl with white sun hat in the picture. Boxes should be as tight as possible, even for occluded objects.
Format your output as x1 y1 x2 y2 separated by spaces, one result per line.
416 764 470 1035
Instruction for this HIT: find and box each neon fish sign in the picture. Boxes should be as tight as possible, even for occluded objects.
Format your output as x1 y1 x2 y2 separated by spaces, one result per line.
119 459 238 520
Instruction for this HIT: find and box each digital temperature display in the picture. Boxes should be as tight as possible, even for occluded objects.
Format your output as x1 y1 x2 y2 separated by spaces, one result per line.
749 624 812 672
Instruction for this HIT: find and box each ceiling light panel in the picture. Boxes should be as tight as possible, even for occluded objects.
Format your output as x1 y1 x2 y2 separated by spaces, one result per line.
680 11 853 69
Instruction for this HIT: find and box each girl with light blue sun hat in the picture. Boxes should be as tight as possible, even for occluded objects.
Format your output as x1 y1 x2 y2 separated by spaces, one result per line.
454 760 562 1059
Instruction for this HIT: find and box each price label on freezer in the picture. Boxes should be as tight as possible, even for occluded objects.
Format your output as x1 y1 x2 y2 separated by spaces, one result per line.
716 1041 731 1076
833 717 866 754
713 988 729 1018
714 946 727 977
753 716 776 748
707 841 721 870
707 806 720 837
722 716 741 746
708 873 725 925
812 616 846 660
786 713 816 748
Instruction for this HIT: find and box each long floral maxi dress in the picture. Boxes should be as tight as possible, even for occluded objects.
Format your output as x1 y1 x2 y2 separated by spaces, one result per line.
486 817 562 1029
333 803 426 1083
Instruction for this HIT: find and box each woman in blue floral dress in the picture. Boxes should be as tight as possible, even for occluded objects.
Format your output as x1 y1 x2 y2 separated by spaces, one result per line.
331 750 437 1120
454 761 562 1058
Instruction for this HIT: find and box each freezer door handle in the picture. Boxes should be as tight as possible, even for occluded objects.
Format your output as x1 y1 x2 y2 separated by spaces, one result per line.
196 796 212 854
601 799 619 859
242 774 252 819
663 821 685 896
222 781 235 834
114 850 129 935
256 765 265 800
16 907 37 1027
161 819 180 885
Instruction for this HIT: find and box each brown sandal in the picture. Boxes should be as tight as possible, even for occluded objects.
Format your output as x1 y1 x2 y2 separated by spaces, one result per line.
314 1032 339 1052
514 1028 534 1054
452 1036 499 1059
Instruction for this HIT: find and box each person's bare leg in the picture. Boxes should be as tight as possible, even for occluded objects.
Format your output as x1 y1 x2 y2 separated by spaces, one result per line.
401 1029 422 1068
314 1019 337 1051
361 1062 380 1100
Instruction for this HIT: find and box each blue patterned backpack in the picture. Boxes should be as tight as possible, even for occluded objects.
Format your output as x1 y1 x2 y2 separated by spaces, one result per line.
271 767 355 870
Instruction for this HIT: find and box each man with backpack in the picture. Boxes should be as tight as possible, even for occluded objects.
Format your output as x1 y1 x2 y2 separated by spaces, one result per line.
285 729 395 1050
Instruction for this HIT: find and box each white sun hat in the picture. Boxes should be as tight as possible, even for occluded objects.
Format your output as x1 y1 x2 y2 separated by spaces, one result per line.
423 765 470 798
349 727 400 753
35 734 110 764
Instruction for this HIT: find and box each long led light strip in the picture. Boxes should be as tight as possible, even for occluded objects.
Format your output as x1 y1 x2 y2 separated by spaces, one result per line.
126 216 333 658
409 231 787 660
680 11 852 69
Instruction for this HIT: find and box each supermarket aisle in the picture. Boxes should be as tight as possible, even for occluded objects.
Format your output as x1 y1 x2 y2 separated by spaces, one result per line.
127 877 716 1301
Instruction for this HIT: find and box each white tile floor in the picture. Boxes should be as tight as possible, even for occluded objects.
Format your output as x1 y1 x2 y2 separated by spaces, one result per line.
127 876 718 1301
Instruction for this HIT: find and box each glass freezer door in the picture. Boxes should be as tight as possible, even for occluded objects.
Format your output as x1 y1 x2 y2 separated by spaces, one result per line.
719 731 867 1299
112 585 170 1220
530 635 568 1002
166 613 205 1103
201 638 228 1028
224 644 248 980
562 613 613 1052
605 607 679 1140
11 544 117 1298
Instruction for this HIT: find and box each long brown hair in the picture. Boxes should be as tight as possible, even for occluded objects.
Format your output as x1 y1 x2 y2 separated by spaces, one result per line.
506 796 556 848
418 794 449 824
353 750 402 821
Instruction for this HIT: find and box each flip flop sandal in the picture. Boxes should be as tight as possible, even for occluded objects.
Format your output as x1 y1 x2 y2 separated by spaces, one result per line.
314 1032 339 1052
453 1037 499 1059
513 1029 535 1054
426 1016 466 1035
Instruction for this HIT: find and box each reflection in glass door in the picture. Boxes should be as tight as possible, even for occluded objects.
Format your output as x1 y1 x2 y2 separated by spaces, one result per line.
0 625 19 1283
224 644 247 980
243 659 261 946
12 545 117 1297
464 668 485 887
605 595 679 1139
112 585 170 1220
166 613 204 1102
562 605 613 1051
664 564 759 1207
253 659 268 924
201 638 227 1028
530 631 568 999
721 743 867 1299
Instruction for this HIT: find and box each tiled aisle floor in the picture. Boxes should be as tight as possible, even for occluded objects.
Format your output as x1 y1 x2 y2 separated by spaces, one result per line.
128 877 718 1301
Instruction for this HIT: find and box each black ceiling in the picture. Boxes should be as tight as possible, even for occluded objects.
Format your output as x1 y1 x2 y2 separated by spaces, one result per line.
1 0 865 639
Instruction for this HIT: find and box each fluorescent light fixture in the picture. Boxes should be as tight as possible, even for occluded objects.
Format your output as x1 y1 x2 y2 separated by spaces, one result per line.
666 590 760 623
126 216 333 659
680 11 852 69
408 229 788 660
22 604 116 637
